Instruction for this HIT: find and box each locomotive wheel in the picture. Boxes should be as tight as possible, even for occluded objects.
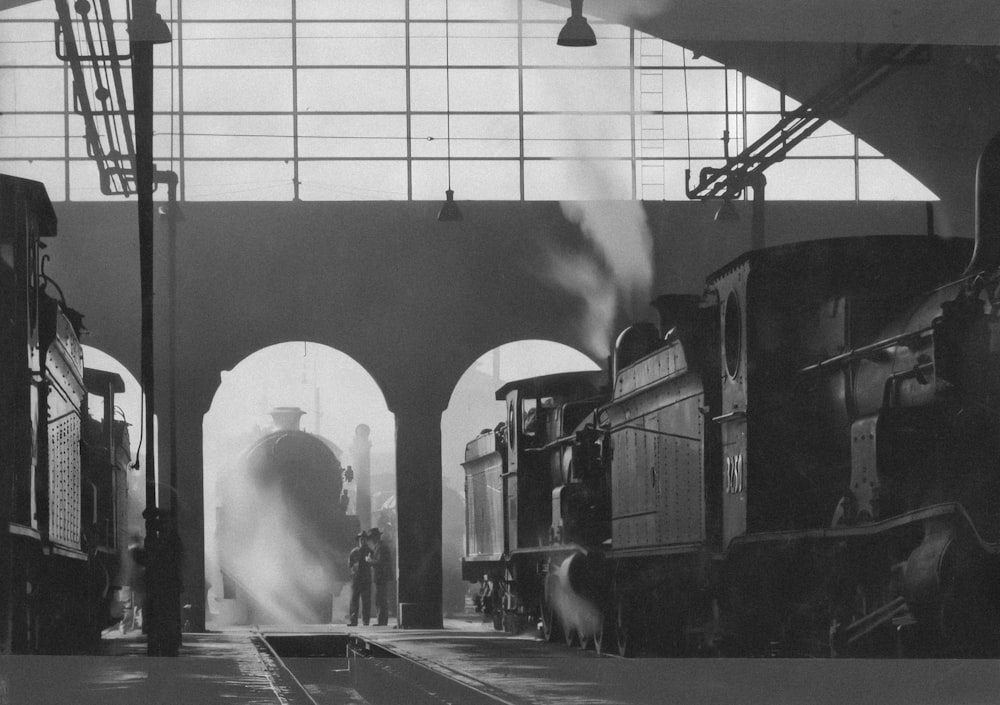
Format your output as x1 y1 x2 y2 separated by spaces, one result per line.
564 621 579 648
593 609 612 655
541 600 562 642
615 594 632 657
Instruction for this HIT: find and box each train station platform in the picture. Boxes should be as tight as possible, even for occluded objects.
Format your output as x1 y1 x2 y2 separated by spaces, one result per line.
1 617 998 705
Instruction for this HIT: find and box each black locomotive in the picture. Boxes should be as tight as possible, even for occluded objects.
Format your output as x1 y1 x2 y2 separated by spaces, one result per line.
463 135 1000 657
0 174 135 653
217 407 359 624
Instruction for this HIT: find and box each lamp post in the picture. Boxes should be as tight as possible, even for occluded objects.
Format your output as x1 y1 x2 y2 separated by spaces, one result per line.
128 0 178 656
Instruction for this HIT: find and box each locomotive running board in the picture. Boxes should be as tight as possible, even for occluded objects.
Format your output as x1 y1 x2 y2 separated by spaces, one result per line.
608 542 704 560
508 542 591 557
728 502 1000 554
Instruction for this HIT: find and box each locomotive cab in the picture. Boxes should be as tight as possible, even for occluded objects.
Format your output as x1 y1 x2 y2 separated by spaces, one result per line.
81 368 133 634
549 399 610 547
81 369 132 555
496 371 608 552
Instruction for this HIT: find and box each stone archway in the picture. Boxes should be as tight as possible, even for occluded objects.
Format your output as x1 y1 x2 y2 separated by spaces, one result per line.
202 341 393 627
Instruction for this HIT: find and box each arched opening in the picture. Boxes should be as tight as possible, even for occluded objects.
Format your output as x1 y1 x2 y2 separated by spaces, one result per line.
202 342 394 628
441 340 601 617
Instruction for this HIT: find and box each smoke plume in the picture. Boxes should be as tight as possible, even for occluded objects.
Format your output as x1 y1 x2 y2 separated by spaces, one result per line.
551 200 654 358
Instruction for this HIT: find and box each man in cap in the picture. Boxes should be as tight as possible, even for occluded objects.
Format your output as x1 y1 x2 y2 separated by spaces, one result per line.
365 528 392 626
347 531 371 626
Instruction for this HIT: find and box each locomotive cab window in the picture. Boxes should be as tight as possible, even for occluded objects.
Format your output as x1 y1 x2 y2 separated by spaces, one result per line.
521 397 554 441
87 393 105 424
522 398 538 438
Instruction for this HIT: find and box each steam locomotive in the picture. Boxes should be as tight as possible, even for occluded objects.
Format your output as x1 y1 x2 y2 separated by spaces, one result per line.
463 136 1000 657
0 174 135 653
216 407 360 624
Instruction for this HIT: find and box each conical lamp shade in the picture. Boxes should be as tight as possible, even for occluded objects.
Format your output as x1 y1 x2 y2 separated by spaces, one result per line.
557 0 597 46
714 199 739 223
438 189 463 222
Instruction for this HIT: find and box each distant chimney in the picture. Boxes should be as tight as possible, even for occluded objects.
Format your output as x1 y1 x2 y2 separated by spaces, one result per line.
351 424 372 528
269 407 306 431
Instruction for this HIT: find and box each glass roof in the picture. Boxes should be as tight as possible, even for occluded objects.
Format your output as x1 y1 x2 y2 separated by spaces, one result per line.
0 0 936 202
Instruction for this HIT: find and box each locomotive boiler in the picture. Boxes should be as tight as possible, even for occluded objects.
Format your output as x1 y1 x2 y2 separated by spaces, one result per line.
0 174 135 653
217 407 359 624
463 133 1000 657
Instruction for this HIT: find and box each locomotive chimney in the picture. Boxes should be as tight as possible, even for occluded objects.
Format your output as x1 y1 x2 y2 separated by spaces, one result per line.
965 130 1000 275
611 323 659 384
269 406 306 431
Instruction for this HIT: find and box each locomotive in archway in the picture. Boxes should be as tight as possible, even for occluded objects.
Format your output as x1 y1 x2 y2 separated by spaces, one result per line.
218 407 359 624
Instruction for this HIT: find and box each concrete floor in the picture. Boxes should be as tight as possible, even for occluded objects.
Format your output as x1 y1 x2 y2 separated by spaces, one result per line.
2 617 998 705
0 633 302 705
360 622 1000 705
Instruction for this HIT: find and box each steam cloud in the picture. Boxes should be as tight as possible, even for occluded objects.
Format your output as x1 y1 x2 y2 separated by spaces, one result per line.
551 200 654 358
547 555 602 641
218 465 347 625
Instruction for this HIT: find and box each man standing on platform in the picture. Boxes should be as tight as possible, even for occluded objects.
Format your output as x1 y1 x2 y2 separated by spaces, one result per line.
365 528 392 626
347 531 371 626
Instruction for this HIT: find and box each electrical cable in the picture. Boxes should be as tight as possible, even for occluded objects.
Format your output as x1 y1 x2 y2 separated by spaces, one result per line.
445 0 452 191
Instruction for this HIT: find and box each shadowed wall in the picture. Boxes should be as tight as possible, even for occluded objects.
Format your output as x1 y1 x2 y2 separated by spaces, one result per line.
43 197 937 627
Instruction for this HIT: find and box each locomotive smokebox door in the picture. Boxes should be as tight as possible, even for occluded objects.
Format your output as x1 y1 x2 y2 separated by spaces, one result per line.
712 261 749 547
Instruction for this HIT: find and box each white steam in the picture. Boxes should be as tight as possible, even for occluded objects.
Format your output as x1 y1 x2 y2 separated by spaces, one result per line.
547 556 602 641
552 200 654 358
218 467 346 625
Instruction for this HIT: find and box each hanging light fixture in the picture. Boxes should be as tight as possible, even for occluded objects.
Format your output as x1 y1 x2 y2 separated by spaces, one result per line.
714 198 739 222
438 0 463 222
557 0 597 47
438 189 462 221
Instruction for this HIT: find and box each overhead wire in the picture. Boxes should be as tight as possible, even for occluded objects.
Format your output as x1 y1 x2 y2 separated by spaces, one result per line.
445 0 452 191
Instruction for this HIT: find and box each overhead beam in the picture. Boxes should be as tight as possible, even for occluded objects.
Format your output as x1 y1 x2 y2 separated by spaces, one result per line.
547 0 1000 46
0 0 42 10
